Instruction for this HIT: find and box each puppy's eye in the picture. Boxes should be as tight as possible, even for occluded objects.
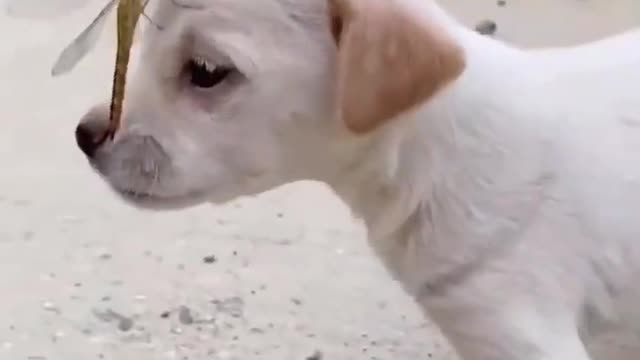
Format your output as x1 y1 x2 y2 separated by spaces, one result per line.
187 58 233 88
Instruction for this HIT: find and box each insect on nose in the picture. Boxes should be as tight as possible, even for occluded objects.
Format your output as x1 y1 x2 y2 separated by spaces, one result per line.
75 106 110 158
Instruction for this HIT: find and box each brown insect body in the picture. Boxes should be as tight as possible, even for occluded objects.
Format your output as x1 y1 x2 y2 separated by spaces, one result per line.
105 0 144 141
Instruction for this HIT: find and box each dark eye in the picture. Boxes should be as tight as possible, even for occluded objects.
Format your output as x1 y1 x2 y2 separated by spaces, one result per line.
187 58 233 88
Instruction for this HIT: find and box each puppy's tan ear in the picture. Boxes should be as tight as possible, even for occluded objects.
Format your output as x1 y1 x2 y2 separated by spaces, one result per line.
328 0 465 134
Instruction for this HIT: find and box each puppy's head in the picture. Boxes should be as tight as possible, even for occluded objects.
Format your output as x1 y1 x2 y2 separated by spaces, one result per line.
75 0 464 210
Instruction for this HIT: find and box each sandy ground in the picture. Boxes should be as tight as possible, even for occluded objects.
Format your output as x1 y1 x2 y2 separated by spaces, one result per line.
0 1 638 359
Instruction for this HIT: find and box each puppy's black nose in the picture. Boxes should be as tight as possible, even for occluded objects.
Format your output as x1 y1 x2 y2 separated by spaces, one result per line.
75 106 110 158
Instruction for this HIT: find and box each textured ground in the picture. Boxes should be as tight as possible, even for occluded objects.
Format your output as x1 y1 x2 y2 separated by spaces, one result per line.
0 0 638 359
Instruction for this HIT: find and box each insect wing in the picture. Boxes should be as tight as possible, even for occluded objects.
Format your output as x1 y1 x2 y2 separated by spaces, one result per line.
51 0 118 76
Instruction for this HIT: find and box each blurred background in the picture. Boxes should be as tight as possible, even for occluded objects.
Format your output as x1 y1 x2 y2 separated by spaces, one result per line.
0 0 638 359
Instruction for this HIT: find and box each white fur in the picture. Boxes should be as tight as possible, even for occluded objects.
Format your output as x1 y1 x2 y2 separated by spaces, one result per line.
76 0 640 359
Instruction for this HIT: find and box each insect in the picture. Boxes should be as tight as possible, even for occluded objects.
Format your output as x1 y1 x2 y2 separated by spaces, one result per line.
3 0 200 142
104 0 146 141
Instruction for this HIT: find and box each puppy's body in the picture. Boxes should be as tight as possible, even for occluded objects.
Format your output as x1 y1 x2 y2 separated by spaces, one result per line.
338 24 640 359
73 1 640 359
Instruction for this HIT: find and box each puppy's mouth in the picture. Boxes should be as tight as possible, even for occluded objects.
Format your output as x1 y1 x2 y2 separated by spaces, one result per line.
113 187 207 211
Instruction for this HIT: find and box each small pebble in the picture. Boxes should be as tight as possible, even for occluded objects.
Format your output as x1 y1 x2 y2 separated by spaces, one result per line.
497 0 506 6
178 306 194 325
42 301 60 313
160 311 171 319
118 317 134 332
92 309 116 322
203 255 217 264
215 297 245 318
291 298 303 306
475 19 497 36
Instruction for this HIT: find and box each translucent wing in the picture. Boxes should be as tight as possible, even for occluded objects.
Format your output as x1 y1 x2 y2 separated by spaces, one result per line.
51 0 118 76
3 0 89 19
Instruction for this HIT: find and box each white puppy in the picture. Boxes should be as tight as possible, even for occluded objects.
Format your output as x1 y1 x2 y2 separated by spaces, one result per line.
73 0 640 359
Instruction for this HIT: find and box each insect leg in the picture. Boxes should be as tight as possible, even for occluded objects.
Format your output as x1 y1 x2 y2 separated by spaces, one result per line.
141 12 163 30
168 0 205 10
140 0 164 30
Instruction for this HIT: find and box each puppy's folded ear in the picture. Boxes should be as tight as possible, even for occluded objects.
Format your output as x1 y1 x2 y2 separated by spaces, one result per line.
328 0 465 134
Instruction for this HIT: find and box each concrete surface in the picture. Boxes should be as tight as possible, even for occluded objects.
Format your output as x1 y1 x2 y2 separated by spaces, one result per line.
0 1 638 359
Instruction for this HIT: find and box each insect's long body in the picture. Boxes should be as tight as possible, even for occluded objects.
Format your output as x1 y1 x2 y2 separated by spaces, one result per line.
106 0 144 140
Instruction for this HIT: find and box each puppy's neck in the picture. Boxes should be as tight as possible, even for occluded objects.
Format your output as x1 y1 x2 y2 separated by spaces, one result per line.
323 21 549 292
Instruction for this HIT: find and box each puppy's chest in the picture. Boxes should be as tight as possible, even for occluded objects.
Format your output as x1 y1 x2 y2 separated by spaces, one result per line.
373 167 553 297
